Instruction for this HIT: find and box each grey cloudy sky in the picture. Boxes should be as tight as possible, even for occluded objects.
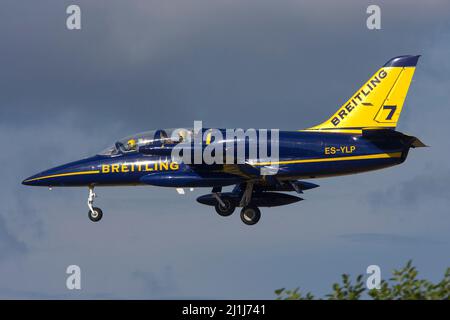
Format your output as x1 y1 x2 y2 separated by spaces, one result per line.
0 0 449 298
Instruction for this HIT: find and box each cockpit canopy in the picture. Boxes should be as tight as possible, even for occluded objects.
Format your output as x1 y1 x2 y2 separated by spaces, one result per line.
98 128 193 156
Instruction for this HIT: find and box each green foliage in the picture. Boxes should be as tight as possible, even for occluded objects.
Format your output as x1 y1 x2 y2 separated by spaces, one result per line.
275 261 450 300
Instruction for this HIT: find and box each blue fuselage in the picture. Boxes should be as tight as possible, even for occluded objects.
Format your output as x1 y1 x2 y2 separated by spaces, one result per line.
22 130 409 188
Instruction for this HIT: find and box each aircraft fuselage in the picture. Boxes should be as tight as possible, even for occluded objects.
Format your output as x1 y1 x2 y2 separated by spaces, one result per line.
22 130 410 188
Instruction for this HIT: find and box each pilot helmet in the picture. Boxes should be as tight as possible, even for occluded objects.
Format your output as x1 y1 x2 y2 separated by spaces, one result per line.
127 139 137 150
178 130 187 142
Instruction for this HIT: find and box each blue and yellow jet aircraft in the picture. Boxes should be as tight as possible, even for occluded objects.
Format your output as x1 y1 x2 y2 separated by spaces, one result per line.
23 55 425 225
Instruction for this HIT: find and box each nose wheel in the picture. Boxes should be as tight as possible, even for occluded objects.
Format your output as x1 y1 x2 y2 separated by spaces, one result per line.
88 207 103 222
87 186 103 222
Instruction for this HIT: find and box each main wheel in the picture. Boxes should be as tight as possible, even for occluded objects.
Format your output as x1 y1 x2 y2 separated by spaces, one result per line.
240 205 261 225
88 207 103 222
214 198 235 217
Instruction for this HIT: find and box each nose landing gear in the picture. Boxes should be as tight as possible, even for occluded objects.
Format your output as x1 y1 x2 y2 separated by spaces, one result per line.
87 186 103 222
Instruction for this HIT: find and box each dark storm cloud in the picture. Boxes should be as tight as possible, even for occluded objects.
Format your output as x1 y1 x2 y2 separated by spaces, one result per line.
0 0 450 298
1 0 449 131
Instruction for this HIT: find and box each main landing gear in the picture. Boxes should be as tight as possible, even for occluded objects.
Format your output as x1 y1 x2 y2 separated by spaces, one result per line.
240 205 261 226
238 182 260 225
87 186 103 222
212 183 261 226
214 195 235 217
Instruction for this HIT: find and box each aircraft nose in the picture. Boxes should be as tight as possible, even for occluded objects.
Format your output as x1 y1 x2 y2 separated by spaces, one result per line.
22 171 53 186
22 156 101 187
22 165 72 186
22 176 34 186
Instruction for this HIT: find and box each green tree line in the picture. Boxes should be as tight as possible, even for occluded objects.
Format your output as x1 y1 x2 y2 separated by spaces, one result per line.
275 261 450 300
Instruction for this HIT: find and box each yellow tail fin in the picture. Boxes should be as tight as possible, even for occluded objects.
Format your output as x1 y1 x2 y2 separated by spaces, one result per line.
309 55 420 133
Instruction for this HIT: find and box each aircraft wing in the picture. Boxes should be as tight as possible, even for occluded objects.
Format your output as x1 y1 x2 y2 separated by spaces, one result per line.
221 163 261 178
187 162 319 193
187 162 279 180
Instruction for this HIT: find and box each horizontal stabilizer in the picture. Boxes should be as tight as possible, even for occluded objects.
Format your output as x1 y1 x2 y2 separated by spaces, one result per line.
362 128 427 148
410 137 428 148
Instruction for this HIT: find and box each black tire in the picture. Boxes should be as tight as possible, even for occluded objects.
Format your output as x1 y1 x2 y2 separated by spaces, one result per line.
214 198 235 217
88 207 103 222
240 205 261 225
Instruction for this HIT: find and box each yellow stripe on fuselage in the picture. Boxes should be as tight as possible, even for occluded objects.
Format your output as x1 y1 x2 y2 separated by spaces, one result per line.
300 129 363 134
23 170 100 183
253 152 402 166
23 152 401 182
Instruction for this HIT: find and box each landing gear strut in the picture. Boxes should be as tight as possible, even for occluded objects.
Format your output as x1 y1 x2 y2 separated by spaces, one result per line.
87 186 103 222
239 182 254 207
238 182 261 226
208 183 263 225
212 187 235 217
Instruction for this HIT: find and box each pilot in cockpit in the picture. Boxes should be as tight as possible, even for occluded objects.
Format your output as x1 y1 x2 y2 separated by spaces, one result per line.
126 139 137 152
177 130 187 143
